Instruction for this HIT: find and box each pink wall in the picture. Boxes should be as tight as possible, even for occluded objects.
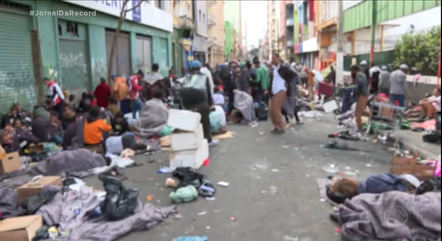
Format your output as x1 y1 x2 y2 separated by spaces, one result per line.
280 0 286 37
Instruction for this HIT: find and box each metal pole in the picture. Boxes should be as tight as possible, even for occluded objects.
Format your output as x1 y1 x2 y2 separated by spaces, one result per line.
438 38 441 87
370 0 377 67
336 0 344 85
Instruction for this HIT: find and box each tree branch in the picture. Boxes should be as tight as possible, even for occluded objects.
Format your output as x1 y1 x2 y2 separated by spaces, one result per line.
124 0 144 13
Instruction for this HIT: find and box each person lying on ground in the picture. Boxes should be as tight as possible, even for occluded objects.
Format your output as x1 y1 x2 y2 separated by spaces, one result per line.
105 133 147 156
327 173 418 204
83 106 112 146
419 87 441 119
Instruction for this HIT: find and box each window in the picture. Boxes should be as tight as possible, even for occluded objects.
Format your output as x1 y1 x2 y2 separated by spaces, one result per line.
58 23 62 36
66 21 79 37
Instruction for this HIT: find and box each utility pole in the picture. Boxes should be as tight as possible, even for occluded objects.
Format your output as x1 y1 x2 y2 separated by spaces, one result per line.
336 0 344 85
370 0 377 67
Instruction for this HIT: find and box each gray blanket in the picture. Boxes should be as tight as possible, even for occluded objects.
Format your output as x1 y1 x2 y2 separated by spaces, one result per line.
37 188 177 241
339 191 441 241
0 149 107 218
233 89 256 123
134 98 169 138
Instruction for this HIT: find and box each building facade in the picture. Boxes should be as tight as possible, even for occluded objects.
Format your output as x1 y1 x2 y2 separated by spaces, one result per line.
267 0 280 59
342 0 441 70
171 0 194 76
293 0 319 69
208 0 225 68
0 0 173 113
192 0 208 64
224 1 241 61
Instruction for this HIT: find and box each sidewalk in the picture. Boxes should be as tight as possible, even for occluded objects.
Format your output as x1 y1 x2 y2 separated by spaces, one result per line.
396 129 441 159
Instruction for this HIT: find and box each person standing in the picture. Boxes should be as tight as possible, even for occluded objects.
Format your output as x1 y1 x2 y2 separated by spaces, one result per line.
144 63 164 100
269 54 288 134
307 67 315 100
200 64 216 98
351 64 369 131
111 76 129 104
378 65 391 95
218 64 235 115
389 64 409 107
43 78 65 118
252 57 269 103
129 70 144 118
94 77 111 108
179 60 218 146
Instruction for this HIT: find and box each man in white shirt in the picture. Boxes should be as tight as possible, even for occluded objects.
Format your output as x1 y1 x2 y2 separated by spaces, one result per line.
144 63 163 85
269 53 287 134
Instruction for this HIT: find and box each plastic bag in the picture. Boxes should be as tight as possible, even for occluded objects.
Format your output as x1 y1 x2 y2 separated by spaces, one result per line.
99 174 139 221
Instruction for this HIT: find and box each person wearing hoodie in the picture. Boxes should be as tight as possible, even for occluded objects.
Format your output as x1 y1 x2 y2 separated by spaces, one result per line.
83 106 112 145
94 78 111 108
129 70 144 118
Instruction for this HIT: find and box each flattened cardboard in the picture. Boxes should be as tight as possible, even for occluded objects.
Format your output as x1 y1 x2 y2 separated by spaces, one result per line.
17 176 62 204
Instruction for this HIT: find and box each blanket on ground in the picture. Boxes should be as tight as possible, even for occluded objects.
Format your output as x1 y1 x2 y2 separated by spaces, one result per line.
37 187 177 241
339 191 441 241
134 98 169 138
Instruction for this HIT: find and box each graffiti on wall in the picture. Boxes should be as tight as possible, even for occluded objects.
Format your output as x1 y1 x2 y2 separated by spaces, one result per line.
59 52 88 89
0 61 36 112
92 58 107 82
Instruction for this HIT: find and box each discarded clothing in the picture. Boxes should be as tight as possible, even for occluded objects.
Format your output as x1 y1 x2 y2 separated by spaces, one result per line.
0 187 24 219
338 191 441 241
325 140 360 151
21 185 61 215
172 237 208 241
170 185 198 203
411 119 436 130
37 187 177 241
328 130 360 141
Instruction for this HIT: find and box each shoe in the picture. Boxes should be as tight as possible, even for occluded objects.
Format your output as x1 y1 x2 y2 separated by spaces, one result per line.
270 129 285 135
209 139 219 147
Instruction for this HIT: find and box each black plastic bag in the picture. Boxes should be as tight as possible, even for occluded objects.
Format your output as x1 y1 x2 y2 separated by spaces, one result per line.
172 167 204 188
99 174 139 221
416 178 441 195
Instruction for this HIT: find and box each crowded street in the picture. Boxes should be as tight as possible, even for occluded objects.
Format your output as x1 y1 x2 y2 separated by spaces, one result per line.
0 0 441 241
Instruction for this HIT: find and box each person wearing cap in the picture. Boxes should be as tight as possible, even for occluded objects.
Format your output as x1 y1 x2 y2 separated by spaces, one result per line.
378 65 391 95
43 77 65 119
359 60 370 80
351 64 369 131
179 60 218 146
389 64 409 107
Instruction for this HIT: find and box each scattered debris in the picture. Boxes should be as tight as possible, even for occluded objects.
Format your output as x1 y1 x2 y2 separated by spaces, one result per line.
217 181 230 187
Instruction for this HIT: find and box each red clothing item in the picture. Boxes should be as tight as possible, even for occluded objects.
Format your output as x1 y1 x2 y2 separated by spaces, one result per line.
128 75 143 100
94 82 111 107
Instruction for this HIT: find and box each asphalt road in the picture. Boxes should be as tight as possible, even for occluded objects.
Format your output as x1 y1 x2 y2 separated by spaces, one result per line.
84 114 394 241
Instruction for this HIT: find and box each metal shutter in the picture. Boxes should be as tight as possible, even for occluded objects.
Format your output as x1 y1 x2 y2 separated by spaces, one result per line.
0 6 36 113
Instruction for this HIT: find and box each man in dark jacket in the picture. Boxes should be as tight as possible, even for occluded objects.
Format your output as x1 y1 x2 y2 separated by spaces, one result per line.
179 60 217 146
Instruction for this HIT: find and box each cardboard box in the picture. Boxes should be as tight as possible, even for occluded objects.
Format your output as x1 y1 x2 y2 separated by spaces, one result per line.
0 215 42 241
390 153 436 180
171 123 204 151
170 139 208 169
167 109 201 132
17 176 62 204
0 152 21 175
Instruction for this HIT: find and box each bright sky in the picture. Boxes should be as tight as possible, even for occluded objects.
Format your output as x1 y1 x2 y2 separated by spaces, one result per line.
241 1 268 49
